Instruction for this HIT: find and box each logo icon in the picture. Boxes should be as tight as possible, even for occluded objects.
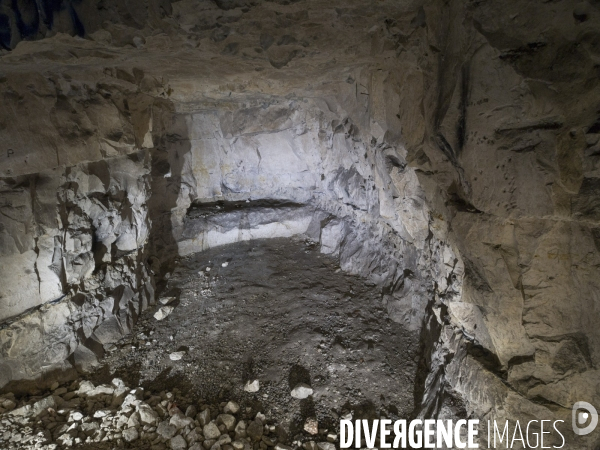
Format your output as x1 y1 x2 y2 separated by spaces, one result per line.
572 401 598 436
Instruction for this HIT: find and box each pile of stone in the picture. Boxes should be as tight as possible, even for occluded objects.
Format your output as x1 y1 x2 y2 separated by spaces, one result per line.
0 379 338 450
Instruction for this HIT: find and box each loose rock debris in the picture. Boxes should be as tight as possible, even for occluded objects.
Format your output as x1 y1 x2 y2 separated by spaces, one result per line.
0 378 337 450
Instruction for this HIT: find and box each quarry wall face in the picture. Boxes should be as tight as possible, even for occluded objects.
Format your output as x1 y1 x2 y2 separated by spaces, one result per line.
1 0 599 447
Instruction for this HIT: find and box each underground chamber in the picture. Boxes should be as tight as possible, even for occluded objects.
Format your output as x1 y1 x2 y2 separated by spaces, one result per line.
1 0 600 449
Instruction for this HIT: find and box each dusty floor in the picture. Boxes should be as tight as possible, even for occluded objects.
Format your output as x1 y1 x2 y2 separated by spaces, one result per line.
94 236 420 439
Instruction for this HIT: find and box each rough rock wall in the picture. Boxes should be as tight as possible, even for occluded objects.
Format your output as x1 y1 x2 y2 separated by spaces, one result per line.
398 0 600 447
149 93 460 333
0 69 170 387
0 0 172 50
0 154 151 319
0 151 154 388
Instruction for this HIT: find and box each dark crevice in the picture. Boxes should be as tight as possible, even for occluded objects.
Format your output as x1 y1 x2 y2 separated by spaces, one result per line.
411 296 445 420
507 353 535 368
456 63 469 153
587 115 600 134
494 117 563 135
186 199 306 218
446 192 483 214
498 41 548 62
466 342 507 380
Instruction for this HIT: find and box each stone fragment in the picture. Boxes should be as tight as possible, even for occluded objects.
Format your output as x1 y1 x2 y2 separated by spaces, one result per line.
155 402 168 418
262 435 277 446
197 408 211 426
87 384 115 397
170 351 186 361
290 383 313 399
157 420 178 439
171 413 194 429
303 442 317 450
187 427 203 443
171 434 188 450
244 380 260 393
169 405 185 417
217 414 236 431
123 427 139 442
186 405 197 418
122 396 139 411
139 403 159 425
246 420 263 441
81 422 100 436
33 396 56 416
76 381 95 395
204 439 217 449
154 306 174 321
112 377 126 389
317 443 335 450
127 411 141 428
57 433 74 446
68 411 84 422
112 378 129 400
218 434 232 445
223 401 239 414
204 421 221 439
234 420 247 439
1 398 16 411
275 444 293 450
232 441 246 450
63 391 77 401
116 414 129 429
159 296 176 305
303 418 318 435
94 409 110 418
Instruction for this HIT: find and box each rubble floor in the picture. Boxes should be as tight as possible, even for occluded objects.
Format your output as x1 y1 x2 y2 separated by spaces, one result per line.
94 236 420 437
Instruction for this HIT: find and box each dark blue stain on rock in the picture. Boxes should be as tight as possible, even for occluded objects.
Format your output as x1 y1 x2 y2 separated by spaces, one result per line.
12 0 40 39
0 14 11 49
38 0 64 29
0 0 86 50
68 2 85 37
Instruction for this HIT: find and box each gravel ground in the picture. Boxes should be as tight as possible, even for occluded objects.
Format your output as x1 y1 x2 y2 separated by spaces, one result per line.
93 236 420 439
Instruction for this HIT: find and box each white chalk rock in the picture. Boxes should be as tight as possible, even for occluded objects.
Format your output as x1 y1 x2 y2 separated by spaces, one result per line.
154 306 174 321
159 296 176 305
169 351 186 361
243 380 260 393
290 383 313 399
